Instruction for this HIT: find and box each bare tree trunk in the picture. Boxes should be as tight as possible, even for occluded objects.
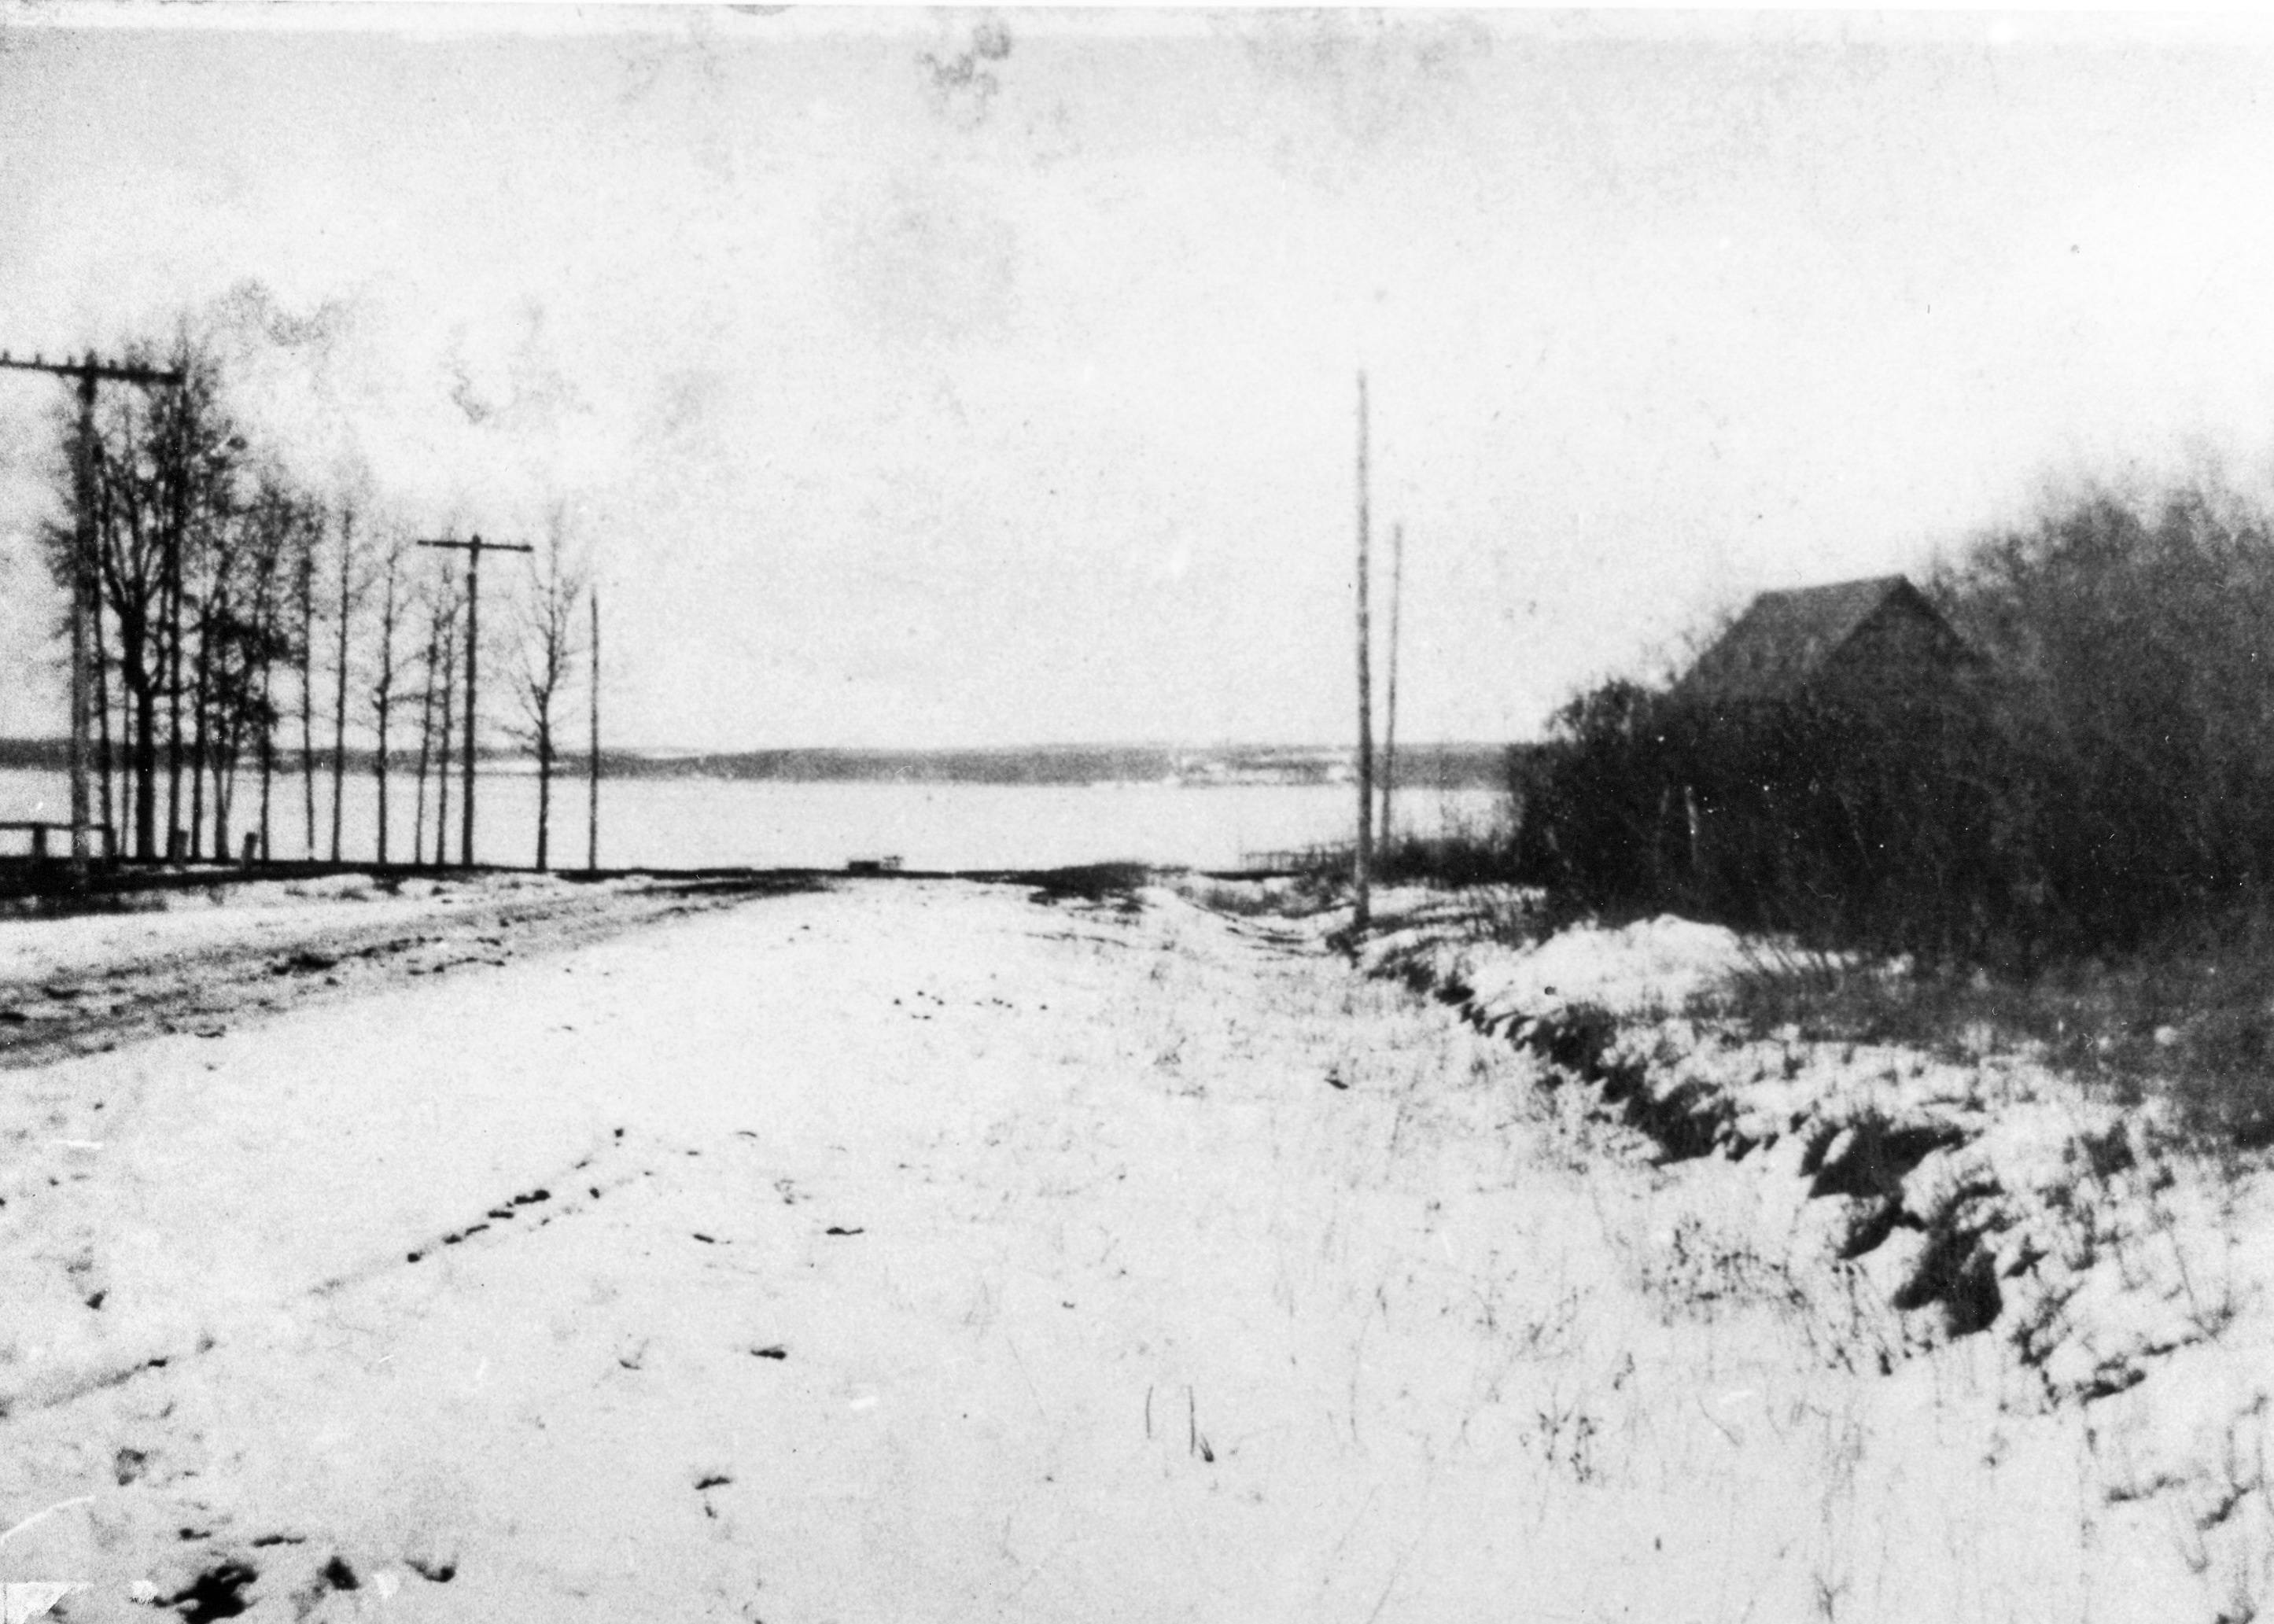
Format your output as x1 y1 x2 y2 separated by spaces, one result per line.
259 660 275 864
212 722 233 862
373 704 390 862
511 522 580 876
96 457 159 864
94 588 114 856
535 718 551 873
330 508 353 863
412 620 437 869
298 537 317 860
190 591 214 860
135 682 157 863
434 619 455 869
371 542 400 865
165 448 186 860
86 389 172 864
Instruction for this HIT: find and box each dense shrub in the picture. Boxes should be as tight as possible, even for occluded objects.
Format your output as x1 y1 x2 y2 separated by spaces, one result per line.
1936 486 2274 951
1519 480 2274 967
1516 672 2013 959
1374 823 1522 889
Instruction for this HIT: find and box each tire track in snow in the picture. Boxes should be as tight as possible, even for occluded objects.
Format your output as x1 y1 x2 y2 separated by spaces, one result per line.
0 1130 665 1421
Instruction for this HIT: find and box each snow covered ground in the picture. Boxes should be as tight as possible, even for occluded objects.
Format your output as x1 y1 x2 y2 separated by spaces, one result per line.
1351 889 2274 1623
0 875 2266 1621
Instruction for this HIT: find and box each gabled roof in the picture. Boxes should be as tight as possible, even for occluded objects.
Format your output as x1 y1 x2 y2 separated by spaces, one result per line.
1678 575 1954 703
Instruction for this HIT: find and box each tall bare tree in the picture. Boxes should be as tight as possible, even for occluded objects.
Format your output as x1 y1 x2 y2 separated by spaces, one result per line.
215 473 309 864
296 513 318 859
255 484 319 864
153 332 244 860
432 585 458 868
183 422 257 860
410 584 443 867
55 340 240 863
92 569 114 853
326 495 366 863
60 345 213 855
367 528 414 864
510 515 586 874
77 392 167 860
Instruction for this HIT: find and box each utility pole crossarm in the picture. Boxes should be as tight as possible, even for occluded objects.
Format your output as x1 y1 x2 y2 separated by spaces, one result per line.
415 539 536 556
0 351 183 389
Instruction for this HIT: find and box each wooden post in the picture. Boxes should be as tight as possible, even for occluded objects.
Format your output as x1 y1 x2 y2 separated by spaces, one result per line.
68 364 96 879
418 532 531 868
464 536 480 867
587 585 600 874
434 614 453 868
330 506 352 862
1380 519 1403 852
167 402 187 863
1354 372 1373 937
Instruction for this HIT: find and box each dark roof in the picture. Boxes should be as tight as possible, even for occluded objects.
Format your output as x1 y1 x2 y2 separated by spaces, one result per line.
1678 575 1955 703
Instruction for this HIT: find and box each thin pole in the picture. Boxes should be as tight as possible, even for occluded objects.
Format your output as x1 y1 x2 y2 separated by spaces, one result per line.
587 585 600 874
1353 371 1373 936
434 608 453 868
1380 519 1403 851
418 533 530 868
330 506 352 862
411 617 436 867
68 365 96 879
166 395 186 861
298 533 316 858
374 551 396 865
462 536 479 867
93 569 112 851
258 657 274 865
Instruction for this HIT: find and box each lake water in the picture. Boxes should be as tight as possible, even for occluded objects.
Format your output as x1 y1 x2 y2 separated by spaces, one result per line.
0 767 1509 874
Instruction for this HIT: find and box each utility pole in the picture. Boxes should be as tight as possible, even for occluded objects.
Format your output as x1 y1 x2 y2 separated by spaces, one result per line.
1353 372 1374 937
416 532 530 867
586 584 600 875
165 400 188 860
0 349 184 880
1380 520 1404 850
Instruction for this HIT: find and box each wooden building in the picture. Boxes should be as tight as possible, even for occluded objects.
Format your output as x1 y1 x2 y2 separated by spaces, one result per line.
1675 574 1976 710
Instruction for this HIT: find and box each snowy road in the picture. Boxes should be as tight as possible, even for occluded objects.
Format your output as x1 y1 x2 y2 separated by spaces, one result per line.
0 880 2243 1622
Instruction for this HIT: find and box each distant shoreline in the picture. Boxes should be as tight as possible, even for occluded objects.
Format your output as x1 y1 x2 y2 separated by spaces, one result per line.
0 739 1522 791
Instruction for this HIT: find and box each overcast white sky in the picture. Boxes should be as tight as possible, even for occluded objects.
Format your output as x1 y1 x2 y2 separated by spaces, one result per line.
4 6 2274 749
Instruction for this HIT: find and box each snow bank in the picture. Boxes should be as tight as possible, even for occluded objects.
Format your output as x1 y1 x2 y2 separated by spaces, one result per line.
1459 914 1749 1021
1357 894 2274 1610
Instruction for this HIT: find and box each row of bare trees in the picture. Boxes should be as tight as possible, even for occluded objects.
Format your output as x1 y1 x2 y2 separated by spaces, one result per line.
39 334 596 871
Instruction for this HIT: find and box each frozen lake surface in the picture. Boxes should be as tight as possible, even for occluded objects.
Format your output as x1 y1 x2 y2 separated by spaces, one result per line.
0 767 1507 873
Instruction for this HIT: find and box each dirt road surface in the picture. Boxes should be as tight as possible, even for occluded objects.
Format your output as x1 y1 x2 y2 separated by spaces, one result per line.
0 878 2210 1622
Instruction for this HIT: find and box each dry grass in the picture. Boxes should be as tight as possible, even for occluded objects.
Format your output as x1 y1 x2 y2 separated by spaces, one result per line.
1710 911 2274 1151
1177 873 1345 919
